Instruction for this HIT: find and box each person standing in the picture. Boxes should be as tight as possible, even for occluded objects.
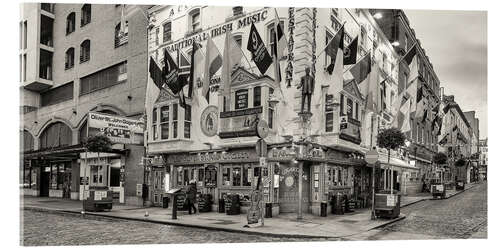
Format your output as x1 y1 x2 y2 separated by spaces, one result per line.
186 180 197 214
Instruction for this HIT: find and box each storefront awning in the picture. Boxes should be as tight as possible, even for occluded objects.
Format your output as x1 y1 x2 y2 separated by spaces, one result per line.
378 154 419 170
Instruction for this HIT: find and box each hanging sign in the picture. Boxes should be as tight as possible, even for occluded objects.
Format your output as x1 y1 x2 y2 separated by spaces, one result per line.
87 112 144 144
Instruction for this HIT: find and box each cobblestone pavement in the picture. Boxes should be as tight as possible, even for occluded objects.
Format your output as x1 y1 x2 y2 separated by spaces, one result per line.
21 209 335 246
356 182 487 240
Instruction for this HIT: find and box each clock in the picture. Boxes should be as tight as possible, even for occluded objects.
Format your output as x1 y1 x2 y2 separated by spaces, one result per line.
256 120 269 139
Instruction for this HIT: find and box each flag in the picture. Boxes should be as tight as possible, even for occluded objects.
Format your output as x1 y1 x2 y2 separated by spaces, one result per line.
221 29 244 111
406 79 418 113
402 44 418 94
349 53 371 89
344 36 358 65
273 8 287 60
203 36 222 102
162 49 183 94
365 64 380 112
119 5 126 37
325 25 344 74
415 86 427 120
400 98 412 133
146 57 164 140
247 23 273 75
188 42 204 104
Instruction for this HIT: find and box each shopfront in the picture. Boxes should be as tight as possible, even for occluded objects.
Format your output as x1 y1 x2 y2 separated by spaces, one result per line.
79 152 126 203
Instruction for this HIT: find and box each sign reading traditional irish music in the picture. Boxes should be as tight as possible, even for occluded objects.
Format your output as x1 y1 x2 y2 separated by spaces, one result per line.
87 112 144 144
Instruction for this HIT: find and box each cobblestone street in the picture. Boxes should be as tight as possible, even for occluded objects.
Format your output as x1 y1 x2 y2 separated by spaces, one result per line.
21 209 333 246
350 182 487 240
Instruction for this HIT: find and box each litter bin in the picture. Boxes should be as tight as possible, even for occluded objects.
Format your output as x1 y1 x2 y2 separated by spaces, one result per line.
162 196 169 208
218 198 225 213
265 203 273 218
320 202 327 217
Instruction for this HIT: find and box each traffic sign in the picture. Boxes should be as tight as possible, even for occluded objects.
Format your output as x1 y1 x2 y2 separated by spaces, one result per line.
256 138 267 157
366 149 379 165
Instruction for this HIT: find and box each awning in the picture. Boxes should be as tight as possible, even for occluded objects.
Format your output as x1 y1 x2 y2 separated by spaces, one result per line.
378 154 419 170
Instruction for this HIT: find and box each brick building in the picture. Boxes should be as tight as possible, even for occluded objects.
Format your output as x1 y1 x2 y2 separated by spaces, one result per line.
20 3 150 206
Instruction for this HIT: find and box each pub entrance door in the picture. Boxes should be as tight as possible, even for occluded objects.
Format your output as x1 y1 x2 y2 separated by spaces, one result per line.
279 162 311 213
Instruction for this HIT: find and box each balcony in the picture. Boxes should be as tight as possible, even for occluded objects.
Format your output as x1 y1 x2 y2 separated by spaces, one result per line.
23 49 53 92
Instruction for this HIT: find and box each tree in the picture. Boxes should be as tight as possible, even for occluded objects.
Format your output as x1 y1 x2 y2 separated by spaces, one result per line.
84 134 112 152
376 128 406 193
454 158 466 167
433 152 448 165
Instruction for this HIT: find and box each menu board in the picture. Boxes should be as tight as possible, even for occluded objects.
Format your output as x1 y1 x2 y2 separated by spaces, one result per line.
176 193 187 211
235 89 249 110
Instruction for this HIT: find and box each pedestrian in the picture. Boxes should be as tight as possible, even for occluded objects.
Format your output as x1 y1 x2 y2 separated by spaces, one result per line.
186 180 197 214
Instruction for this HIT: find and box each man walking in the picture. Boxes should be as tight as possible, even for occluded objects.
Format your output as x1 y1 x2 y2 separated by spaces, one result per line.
186 180 197 214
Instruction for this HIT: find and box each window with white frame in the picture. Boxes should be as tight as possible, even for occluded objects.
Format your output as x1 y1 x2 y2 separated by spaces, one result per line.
325 30 333 69
267 21 284 55
172 103 178 138
189 9 201 32
160 106 169 140
184 104 191 139
163 21 171 43
325 94 334 132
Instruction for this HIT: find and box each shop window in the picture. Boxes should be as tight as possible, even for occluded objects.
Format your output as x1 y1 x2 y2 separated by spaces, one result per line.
326 165 347 187
184 104 191 139
242 165 251 186
183 168 189 185
198 168 205 185
90 165 107 187
160 106 169 140
232 167 242 186
223 167 231 186
177 168 183 186
172 103 178 138
66 12 75 35
152 107 158 140
205 166 217 187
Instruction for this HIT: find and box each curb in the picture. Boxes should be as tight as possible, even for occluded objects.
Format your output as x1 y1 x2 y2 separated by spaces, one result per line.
22 206 332 239
401 198 429 208
22 205 407 239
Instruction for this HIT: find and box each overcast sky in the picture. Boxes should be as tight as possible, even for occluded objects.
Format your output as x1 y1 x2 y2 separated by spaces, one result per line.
404 10 487 140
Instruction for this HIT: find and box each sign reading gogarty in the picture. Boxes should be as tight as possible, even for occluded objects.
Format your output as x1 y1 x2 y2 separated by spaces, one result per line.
87 112 144 144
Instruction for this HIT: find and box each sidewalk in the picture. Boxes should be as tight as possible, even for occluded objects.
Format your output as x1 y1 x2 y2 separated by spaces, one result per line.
22 196 403 239
400 181 480 207
21 182 479 239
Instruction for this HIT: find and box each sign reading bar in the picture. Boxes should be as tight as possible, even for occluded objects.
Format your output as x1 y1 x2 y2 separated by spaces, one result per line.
87 112 144 144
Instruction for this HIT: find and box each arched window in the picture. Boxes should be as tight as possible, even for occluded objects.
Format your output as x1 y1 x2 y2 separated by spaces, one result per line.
66 12 75 35
39 122 73 149
188 8 201 32
115 22 128 48
21 130 34 152
81 4 91 26
80 39 90 63
65 47 74 69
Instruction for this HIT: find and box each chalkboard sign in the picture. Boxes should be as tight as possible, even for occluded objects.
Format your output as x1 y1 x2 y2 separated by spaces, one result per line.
235 89 248 110
176 193 187 211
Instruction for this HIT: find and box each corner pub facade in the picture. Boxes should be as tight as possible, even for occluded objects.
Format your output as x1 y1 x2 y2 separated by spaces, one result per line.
146 6 419 216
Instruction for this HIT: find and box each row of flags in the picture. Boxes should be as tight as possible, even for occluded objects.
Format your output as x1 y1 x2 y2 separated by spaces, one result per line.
146 8 287 135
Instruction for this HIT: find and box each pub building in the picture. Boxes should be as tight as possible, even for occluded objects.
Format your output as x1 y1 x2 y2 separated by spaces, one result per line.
145 6 415 215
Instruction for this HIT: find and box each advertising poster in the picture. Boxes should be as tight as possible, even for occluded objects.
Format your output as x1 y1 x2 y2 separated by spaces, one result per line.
88 112 144 144
219 107 263 138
